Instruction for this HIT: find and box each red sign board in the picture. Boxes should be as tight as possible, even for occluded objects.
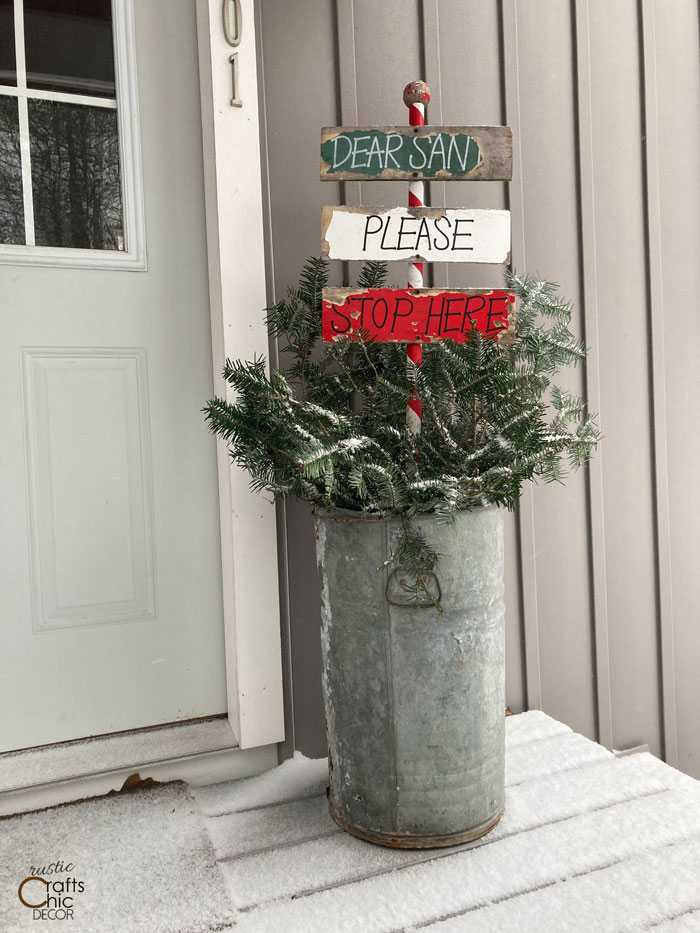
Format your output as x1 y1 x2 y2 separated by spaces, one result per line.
322 287 514 343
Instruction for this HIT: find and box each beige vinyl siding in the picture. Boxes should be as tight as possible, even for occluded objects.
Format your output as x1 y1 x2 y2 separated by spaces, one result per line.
257 0 700 776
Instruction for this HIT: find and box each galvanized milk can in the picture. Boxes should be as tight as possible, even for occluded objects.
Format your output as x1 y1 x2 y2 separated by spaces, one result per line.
315 505 505 848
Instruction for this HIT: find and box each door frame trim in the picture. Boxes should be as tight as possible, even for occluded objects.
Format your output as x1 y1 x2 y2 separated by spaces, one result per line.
0 741 278 817
196 0 285 751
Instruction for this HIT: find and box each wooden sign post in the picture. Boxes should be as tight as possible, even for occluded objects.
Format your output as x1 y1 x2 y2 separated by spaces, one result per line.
318 80 514 436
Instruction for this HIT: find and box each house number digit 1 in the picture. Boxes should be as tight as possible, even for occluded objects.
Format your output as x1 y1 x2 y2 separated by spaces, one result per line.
229 53 242 107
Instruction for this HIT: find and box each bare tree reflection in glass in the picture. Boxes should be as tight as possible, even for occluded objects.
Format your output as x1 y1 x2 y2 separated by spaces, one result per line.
29 99 123 250
0 96 25 245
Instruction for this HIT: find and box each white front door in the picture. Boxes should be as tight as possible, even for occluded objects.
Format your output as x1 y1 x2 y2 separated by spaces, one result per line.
0 0 228 752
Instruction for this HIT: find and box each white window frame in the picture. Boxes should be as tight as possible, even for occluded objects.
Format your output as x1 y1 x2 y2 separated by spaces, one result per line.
0 0 146 270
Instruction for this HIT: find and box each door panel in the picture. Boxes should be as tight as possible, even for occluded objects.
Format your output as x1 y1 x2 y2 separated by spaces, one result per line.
0 0 227 751
22 348 156 630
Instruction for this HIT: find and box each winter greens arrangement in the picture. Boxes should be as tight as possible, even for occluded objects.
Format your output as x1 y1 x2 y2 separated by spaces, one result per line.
204 257 599 605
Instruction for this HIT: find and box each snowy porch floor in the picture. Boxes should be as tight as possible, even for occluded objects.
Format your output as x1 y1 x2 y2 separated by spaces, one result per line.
193 710 700 932
4 711 700 931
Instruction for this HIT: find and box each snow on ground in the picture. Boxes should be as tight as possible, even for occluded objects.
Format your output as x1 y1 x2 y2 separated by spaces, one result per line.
414 836 700 932
5 711 698 932
228 785 700 931
192 749 329 817
191 710 700 933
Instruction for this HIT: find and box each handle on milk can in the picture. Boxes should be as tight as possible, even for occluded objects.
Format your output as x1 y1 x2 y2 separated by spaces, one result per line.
385 568 442 608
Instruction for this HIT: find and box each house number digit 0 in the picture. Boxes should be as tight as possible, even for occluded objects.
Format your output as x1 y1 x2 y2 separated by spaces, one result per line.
223 0 242 107
223 0 242 47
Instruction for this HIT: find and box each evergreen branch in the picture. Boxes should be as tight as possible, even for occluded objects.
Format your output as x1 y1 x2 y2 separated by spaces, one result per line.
206 259 601 611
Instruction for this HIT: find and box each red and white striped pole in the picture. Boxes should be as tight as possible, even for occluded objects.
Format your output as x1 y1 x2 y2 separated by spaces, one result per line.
403 80 430 436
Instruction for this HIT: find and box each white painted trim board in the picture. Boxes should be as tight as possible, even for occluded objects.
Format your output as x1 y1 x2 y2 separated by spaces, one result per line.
196 0 285 751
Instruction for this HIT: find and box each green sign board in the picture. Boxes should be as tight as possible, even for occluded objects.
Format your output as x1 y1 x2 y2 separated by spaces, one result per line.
320 125 512 182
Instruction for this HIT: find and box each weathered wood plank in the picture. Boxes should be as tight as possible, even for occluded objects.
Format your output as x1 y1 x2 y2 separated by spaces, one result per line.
322 287 514 343
320 125 512 181
321 205 511 264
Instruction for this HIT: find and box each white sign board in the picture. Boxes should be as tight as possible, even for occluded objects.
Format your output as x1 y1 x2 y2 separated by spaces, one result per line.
321 206 511 264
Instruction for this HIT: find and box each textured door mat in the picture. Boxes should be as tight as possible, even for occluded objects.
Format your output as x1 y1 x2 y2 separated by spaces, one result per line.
0 782 234 932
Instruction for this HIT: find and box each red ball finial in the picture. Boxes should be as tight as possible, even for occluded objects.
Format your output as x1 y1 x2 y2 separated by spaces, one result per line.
403 80 431 107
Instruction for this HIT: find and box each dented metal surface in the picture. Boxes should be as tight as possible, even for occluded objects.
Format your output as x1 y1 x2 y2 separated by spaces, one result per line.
315 506 506 849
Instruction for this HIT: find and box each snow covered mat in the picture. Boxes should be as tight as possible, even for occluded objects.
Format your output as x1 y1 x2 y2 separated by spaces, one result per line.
0 782 234 932
192 710 700 932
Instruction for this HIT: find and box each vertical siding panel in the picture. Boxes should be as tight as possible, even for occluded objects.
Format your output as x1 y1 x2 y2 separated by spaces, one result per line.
351 0 422 288
420 0 445 290
639 0 678 766
509 0 596 740
335 0 359 126
502 513 526 712
573 0 613 750
259 1 339 282
653 1 700 778
586 0 662 756
337 0 422 289
430 0 524 712
259 0 341 757
497 0 526 715
351 0 422 125
502 0 543 711
497 0 529 715
431 0 525 712
335 0 361 287
436 0 507 293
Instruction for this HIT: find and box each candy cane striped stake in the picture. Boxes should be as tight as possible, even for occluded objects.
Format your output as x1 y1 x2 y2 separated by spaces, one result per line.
403 80 430 435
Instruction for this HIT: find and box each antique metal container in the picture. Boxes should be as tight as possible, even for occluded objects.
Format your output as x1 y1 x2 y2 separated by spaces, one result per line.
315 505 505 848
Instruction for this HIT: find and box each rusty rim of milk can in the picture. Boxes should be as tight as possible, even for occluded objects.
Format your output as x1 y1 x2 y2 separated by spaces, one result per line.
329 803 504 849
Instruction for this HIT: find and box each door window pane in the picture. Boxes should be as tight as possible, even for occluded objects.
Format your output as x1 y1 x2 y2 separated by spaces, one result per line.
0 1 134 258
0 96 24 244
29 99 122 250
0 0 17 87
24 0 115 98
